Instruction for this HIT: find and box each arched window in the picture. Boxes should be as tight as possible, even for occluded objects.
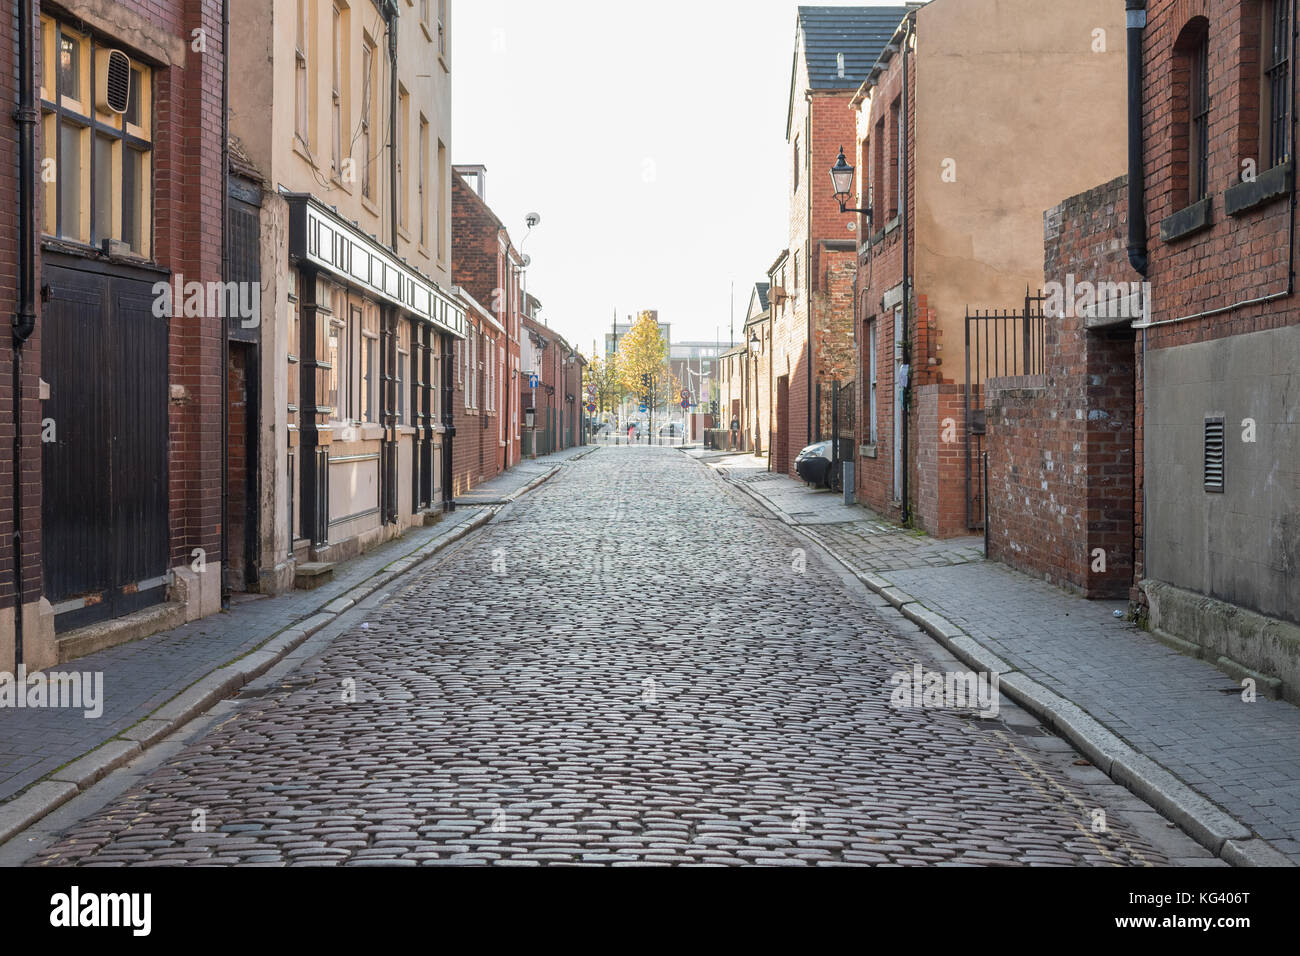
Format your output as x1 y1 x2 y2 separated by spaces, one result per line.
1172 18 1212 207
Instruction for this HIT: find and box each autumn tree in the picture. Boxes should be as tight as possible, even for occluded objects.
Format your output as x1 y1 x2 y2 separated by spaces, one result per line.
616 311 672 436
583 354 626 416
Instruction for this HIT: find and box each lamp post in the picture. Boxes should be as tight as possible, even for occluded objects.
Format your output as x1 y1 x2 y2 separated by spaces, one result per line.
749 331 761 457
829 146 872 490
831 146 873 220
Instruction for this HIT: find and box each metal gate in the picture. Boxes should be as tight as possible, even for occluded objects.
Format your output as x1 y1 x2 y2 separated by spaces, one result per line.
964 289 1047 529
829 378 855 489
42 259 170 631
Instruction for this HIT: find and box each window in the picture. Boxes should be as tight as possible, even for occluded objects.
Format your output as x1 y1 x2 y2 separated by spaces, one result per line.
1173 20 1212 207
865 318 878 444
793 135 800 192
287 271 301 414
1264 0 1291 169
362 304 379 423
397 87 409 229
330 4 343 178
396 322 410 425
896 107 905 217
873 117 886 224
437 140 448 262
1191 36 1210 201
326 305 343 422
295 0 309 145
438 0 447 58
418 117 429 246
39 15 152 255
361 37 375 198
889 99 902 219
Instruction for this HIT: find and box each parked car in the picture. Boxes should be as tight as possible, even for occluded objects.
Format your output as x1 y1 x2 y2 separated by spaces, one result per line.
795 440 839 490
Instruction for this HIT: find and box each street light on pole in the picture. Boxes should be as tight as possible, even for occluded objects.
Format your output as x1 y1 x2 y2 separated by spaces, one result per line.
750 331 761 457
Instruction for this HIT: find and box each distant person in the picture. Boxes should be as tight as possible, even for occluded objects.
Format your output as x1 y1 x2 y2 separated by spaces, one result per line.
730 416 740 450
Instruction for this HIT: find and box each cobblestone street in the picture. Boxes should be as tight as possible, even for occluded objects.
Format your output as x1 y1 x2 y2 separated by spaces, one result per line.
20 448 1196 866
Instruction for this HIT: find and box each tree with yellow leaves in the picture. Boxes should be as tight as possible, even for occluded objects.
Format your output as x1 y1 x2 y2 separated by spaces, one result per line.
583 353 626 416
616 311 673 438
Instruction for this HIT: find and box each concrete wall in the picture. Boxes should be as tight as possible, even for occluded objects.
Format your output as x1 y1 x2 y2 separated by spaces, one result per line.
1145 324 1300 625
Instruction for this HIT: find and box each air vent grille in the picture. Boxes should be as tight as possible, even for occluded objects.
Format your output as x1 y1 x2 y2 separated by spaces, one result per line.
98 49 131 115
1204 416 1225 493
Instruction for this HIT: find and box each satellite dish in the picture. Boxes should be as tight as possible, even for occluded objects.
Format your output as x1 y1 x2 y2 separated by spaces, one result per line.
525 212 542 228
521 254 532 268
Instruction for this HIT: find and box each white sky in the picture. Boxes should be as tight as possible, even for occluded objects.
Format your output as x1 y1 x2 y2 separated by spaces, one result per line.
451 0 902 358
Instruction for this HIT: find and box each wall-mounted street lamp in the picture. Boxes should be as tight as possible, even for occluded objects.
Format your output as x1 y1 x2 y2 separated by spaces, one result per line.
831 146 872 220
749 331 762 355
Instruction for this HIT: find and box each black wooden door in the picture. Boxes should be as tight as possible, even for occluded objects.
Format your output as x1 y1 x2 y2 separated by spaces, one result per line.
42 261 169 630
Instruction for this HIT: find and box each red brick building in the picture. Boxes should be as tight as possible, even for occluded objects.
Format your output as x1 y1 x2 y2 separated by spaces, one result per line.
849 0 1127 537
1128 0 1298 694
520 302 584 457
3 0 226 669
979 0 1299 700
450 167 525 495
771 6 907 478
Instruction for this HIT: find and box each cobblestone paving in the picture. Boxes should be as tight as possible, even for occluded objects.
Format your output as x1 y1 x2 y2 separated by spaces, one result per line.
28 447 1171 866
0 507 483 803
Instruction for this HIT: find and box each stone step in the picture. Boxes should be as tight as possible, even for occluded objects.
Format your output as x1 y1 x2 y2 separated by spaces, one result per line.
293 562 336 590
56 602 188 663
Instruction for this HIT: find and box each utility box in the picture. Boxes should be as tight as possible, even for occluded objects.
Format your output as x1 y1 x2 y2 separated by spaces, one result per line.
524 408 535 428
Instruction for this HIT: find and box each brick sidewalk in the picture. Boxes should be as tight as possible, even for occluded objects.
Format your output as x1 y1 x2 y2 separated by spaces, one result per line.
0 446 590 806
703 452 1300 862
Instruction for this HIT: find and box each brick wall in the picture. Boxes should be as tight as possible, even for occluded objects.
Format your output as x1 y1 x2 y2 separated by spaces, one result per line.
136 0 227 570
912 384 969 539
773 86 863 477
450 320 503 495
1142 0 1298 355
0 5 42 615
853 44 917 521
985 176 1137 598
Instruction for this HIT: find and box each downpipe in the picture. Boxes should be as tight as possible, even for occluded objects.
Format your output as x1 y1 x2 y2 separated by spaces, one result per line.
900 13 914 526
11 0 38 669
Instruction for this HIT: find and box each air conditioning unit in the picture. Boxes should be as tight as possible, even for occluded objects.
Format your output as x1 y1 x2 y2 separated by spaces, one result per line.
96 49 132 115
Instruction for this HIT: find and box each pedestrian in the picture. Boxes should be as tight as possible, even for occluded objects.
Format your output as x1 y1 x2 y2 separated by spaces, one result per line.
730 416 740 451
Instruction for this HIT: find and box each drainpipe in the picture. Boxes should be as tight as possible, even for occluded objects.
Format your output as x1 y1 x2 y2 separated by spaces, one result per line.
804 94 813 458
1126 1 1148 277
899 12 914 525
386 4 399 254
11 0 38 669
220 0 231 606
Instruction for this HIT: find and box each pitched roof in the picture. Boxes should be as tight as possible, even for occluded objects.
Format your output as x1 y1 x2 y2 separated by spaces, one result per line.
754 282 770 312
797 6 912 91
